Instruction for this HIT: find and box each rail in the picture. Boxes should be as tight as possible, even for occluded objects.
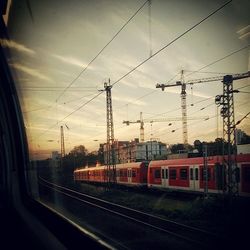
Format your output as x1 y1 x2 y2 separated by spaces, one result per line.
38 177 223 249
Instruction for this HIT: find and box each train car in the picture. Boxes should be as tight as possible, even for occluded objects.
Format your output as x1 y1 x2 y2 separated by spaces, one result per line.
116 161 148 187
148 154 250 196
74 161 148 187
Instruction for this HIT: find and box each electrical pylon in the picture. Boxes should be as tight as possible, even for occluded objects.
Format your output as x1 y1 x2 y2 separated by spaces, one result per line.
215 72 250 198
103 79 116 185
60 125 65 167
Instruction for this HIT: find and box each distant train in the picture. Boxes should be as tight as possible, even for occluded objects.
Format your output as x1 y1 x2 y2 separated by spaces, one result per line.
74 154 250 196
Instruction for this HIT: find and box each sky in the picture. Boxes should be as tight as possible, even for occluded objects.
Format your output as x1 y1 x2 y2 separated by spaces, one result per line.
2 0 250 159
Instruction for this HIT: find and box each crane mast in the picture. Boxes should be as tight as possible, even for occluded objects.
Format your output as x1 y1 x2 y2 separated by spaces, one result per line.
180 70 188 145
140 111 144 142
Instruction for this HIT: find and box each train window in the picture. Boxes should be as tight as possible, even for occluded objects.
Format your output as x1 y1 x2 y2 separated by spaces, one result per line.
154 169 161 179
201 168 211 181
132 170 136 177
169 169 177 180
3 1 250 249
243 166 250 182
162 168 168 179
190 168 193 180
195 168 199 181
208 169 211 181
128 170 131 177
180 168 188 180
124 170 127 177
162 169 165 179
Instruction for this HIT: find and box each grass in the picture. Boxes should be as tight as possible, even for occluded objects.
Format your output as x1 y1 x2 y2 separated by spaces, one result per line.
76 182 250 235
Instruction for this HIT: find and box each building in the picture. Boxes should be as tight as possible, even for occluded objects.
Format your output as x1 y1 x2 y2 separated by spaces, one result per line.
236 129 245 145
51 151 60 160
237 144 250 154
103 139 168 164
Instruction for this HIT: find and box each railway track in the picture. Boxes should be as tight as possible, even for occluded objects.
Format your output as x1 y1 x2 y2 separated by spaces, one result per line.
39 177 223 249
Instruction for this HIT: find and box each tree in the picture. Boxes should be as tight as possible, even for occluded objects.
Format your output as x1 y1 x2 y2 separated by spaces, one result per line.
70 145 88 156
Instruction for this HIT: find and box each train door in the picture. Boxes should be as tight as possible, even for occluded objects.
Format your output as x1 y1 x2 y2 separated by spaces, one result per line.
161 166 168 188
190 165 199 191
128 168 132 183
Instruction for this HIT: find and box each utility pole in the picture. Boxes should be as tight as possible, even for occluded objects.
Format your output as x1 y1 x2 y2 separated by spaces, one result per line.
215 72 250 198
60 125 65 166
103 79 116 186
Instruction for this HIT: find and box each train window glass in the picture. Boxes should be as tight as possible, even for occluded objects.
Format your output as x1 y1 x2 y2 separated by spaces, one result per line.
195 168 199 180
169 169 177 180
243 166 250 182
132 170 136 177
3 1 250 249
154 169 161 179
161 169 165 179
201 168 211 181
208 169 211 181
180 168 188 180
190 168 193 180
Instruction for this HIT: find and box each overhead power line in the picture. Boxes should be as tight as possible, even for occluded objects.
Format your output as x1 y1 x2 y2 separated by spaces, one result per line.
235 112 250 126
37 91 104 139
36 0 232 139
154 100 250 138
185 44 250 79
114 42 247 113
55 0 150 102
111 0 233 88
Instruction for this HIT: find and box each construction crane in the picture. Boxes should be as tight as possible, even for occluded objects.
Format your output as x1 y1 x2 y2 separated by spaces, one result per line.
156 70 250 146
123 111 209 142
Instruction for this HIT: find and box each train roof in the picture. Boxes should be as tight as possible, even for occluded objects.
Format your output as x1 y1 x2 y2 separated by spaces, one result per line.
74 161 147 173
149 154 250 167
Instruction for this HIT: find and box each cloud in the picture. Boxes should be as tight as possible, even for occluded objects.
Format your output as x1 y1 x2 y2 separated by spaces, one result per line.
11 63 54 83
191 90 212 99
52 54 92 69
0 39 35 55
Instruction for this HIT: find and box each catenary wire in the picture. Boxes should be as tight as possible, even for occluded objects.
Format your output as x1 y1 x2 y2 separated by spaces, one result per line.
55 0 150 102
185 44 249 79
114 43 247 113
36 0 232 139
111 0 233 88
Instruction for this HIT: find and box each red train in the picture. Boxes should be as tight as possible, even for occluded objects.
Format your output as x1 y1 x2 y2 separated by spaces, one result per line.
74 161 148 187
74 154 250 196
